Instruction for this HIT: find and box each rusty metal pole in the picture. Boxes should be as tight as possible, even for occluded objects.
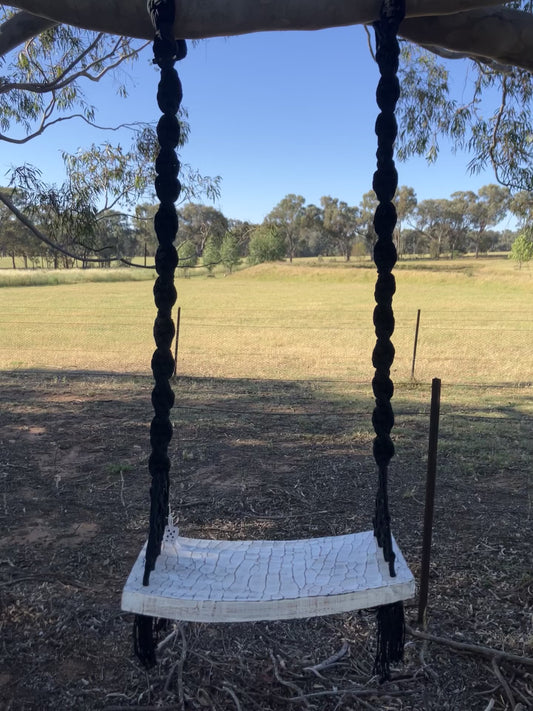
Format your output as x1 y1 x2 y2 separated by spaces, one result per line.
173 306 181 377
417 377 442 628
411 309 421 380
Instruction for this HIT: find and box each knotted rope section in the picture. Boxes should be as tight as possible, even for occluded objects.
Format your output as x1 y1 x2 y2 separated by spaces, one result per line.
372 0 404 577
133 0 186 668
371 0 406 681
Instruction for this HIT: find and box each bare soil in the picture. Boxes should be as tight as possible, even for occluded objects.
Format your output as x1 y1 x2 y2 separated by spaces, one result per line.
0 371 532 710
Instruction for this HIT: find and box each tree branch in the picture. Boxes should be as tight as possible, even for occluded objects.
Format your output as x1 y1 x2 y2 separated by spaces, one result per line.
0 38 147 94
0 113 150 144
489 75 509 177
0 189 150 268
419 43 514 75
17 31 106 93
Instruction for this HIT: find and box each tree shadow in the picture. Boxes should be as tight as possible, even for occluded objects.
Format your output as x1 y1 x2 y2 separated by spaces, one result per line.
0 370 531 710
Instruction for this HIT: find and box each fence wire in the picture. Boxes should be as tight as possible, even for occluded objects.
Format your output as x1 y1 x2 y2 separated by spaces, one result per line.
1 303 531 385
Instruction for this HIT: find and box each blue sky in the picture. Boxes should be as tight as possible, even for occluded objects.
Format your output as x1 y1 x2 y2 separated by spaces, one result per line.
0 26 511 226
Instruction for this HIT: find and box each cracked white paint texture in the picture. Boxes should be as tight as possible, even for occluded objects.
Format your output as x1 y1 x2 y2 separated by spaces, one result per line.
122 529 415 622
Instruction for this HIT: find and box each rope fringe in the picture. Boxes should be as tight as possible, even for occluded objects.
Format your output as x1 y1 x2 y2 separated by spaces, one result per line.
133 615 168 669
374 600 406 681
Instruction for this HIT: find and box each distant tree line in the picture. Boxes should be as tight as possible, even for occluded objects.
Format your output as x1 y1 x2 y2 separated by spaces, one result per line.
1 11 533 273
2 183 533 270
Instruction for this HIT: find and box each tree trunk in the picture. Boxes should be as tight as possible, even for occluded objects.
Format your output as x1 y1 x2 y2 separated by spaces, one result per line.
6 2 533 73
475 232 482 258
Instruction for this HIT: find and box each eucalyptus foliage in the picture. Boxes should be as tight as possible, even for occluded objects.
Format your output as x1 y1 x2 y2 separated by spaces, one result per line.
0 14 221 264
396 1 533 190
0 7 145 143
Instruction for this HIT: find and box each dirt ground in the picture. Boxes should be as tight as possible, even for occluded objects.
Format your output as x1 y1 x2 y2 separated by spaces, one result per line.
0 371 532 710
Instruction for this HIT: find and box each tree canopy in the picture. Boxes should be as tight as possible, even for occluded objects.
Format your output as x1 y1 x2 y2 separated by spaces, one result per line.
2 184 521 268
0 7 222 264
2 2 533 264
509 230 533 266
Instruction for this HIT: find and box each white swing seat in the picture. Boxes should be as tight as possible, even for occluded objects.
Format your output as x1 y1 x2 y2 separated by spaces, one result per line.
121 527 415 622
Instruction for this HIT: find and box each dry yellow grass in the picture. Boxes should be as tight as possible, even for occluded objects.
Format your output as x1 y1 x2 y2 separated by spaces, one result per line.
0 258 531 384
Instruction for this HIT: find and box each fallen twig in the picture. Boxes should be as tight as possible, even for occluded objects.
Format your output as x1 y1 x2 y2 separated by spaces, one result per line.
269 650 310 709
222 684 243 711
106 706 180 710
357 699 380 711
287 688 416 702
157 626 179 654
407 626 533 668
163 623 187 705
491 657 515 709
0 573 92 590
418 637 439 682
303 640 350 677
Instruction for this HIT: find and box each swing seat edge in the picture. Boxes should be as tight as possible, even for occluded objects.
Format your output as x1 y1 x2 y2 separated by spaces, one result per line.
121 529 415 622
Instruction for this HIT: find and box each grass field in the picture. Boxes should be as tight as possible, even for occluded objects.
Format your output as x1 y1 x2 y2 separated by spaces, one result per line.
0 257 531 384
1 257 532 709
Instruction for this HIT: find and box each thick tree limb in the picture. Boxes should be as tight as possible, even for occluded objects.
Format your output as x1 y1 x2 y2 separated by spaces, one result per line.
4 2 533 74
5 0 504 41
401 8 533 73
0 11 57 56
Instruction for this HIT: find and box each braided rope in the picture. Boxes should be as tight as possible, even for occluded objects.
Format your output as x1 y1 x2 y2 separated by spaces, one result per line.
371 0 405 578
143 0 186 586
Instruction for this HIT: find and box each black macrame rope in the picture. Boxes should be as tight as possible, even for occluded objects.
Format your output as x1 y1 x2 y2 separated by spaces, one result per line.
371 0 404 577
371 0 406 682
133 0 186 668
132 0 407 677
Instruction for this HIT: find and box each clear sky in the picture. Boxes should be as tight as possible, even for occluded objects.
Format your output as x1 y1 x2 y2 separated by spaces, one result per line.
0 26 511 226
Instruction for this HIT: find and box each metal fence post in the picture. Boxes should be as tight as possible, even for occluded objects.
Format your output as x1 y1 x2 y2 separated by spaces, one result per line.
417 377 442 627
173 306 181 377
411 309 421 380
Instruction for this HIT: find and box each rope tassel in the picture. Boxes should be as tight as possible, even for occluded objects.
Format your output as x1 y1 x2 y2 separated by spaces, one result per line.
133 615 169 669
374 601 406 680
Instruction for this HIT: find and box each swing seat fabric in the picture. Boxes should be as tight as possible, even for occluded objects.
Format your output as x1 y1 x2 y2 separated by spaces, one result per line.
122 528 415 622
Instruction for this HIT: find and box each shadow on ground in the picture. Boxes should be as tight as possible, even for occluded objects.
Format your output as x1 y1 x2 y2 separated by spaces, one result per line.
0 370 531 710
